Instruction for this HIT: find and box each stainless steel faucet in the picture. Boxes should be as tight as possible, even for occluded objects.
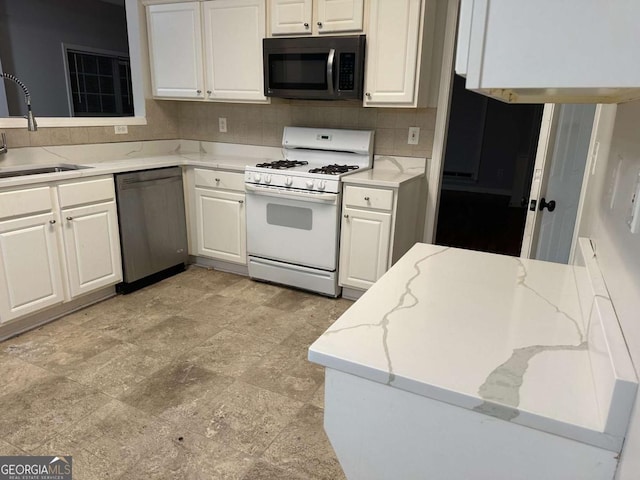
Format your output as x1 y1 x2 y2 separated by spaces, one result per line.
1 72 37 155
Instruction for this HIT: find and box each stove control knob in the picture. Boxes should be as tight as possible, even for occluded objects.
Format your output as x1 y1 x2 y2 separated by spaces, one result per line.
317 180 326 191
264 174 272 184
285 176 293 187
253 173 262 183
306 180 315 189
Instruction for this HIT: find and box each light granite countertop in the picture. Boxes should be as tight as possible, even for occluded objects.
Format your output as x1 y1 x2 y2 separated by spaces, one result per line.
343 155 426 188
309 243 637 452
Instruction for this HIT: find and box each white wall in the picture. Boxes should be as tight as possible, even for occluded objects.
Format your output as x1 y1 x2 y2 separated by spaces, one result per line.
576 101 640 479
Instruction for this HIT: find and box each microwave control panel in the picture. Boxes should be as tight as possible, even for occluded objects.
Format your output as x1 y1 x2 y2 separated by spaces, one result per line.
338 53 356 91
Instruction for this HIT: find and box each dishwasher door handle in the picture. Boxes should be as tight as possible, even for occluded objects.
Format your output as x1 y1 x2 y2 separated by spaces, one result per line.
118 175 181 189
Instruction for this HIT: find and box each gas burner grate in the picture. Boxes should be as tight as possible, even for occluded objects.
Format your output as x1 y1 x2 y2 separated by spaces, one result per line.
309 164 360 175
255 160 309 169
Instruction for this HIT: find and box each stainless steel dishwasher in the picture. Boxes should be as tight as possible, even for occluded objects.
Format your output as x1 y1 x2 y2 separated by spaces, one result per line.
115 167 188 293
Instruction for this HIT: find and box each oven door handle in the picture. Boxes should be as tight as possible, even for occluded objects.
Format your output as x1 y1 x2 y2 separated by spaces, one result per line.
245 183 338 204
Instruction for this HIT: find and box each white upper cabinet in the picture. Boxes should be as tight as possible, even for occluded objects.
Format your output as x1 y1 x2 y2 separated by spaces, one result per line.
269 0 363 35
203 0 268 102
147 2 204 98
456 0 640 104
363 0 438 107
146 0 268 103
316 0 364 33
270 0 313 35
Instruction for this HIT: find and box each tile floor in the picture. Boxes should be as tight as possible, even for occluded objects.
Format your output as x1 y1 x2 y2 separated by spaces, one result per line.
0 266 352 480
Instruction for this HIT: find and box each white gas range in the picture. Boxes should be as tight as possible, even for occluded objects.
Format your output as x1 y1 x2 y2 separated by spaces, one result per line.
245 127 374 297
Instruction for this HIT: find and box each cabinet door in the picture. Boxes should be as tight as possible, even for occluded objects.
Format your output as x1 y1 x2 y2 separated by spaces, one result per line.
363 0 422 105
147 2 204 98
0 213 64 323
203 0 268 102
195 188 247 265
316 0 364 33
61 202 122 298
270 0 312 35
339 207 391 290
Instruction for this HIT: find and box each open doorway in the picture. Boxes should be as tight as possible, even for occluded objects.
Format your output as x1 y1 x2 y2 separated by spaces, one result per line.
435 74 544 256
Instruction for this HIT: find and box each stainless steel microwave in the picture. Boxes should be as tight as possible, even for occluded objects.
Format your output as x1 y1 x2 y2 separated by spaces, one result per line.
263 35 365 100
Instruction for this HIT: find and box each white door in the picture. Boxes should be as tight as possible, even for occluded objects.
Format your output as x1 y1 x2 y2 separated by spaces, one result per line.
61 202 122 298
316 0 364 33
0 213 64 323
195 188 247 264
520 104 596 263
270 0 313 35
203 0 268 102
339 207 391 289
363 0 421 106
146 2 204 98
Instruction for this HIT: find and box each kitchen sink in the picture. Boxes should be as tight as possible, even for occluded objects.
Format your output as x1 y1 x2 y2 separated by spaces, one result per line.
0 164 91 179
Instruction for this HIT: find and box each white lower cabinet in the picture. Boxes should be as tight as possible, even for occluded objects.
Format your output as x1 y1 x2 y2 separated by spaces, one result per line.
190 168 247 265
61 202 122 298
339 179 425 292
0 176 122 326
339 207 391 289
195 188 246 264
0 212 65 323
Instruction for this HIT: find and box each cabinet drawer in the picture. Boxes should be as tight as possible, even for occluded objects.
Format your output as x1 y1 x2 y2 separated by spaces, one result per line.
58 177 115 208
344 186 394 211
0 186 53 220
194 168 244 192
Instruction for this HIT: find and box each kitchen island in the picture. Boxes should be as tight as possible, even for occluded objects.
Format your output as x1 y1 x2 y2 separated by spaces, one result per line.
309 242 637 479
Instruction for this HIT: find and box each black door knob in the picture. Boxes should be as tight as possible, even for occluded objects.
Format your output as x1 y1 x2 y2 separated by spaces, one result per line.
538 198 556 212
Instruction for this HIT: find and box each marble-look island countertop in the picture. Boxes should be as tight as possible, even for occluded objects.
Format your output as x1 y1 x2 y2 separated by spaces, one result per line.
309 243 626 451
343 155 426 187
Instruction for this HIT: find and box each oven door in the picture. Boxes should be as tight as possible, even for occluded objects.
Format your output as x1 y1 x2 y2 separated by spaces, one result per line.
245 184 340 271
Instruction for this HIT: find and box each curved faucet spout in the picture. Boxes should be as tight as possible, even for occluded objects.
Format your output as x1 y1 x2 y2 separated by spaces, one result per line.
1 72 37 132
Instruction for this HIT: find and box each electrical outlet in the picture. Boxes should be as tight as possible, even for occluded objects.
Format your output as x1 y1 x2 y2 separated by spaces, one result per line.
219 117 227 133
114 125 128 135
627 171 640 233
408 127 420 145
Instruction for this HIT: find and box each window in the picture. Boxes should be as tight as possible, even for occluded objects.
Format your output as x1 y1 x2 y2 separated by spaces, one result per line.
66 49 134 117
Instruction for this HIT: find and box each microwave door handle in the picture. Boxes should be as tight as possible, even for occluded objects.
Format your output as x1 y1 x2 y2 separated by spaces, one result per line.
327 48 335 95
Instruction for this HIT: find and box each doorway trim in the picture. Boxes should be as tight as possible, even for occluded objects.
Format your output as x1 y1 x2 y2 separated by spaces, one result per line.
423 0 460 243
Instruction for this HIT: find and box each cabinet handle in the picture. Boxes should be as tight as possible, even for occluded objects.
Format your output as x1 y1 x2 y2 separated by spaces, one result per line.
364 196 370 201
238 200 244 204
215 178 220 182
49 219 56 224
66 216 73 221
207 90 212 95
343 214 349 218
304 22 309 28
196 89 202 94
317 21 322 27
365 92 371 98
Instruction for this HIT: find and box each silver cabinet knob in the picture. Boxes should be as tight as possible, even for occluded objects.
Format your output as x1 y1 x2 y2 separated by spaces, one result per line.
317 21 322 27
343 214 349 218
49 219 56 224
66 216 73 221
304 22 309 28
364 196 370 201
215 178 220 182
196 89 202 94
365 92 371 97
207 90 212 95
238 200 244 204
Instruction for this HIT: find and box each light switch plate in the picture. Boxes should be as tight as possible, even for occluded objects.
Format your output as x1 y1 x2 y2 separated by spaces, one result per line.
219 117 227 133
114 125 128 134
408 127 420 145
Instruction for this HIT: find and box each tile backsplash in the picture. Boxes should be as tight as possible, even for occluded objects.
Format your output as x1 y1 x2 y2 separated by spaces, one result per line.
2 98 435 158
178 99 436 157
